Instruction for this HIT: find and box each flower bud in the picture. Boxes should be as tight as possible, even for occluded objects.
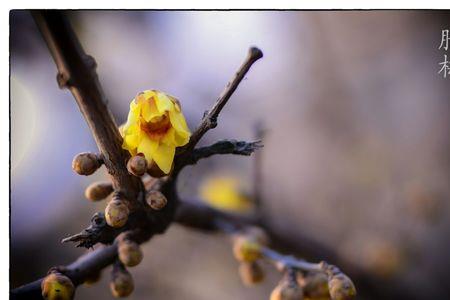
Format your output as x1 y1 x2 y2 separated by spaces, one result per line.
118 241 143 267
244 226 270 246
105 199 129 228
85 181 113 201
238 262 265 286
328 273 356 300
146 190 168 210
41 272 75 300
84 271 101 286
110 264 134 298
72 152 101 175
232 236 262 262
297 272 329 299
270 280 304 300
127 155 147 177
147 159 172 178
115 231 131 244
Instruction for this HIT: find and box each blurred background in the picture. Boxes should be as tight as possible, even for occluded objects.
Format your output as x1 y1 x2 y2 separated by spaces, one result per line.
10 10 450 299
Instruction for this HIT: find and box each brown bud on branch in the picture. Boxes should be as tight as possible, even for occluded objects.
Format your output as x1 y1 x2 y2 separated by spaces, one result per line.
127 155 148 177
270 280 304 300
110 262 134 298
146 190 168 210
41 271 75 300
243 226 270 246
118 240 143 267
85 181 113 201
238 262 265 286
297 272 329 299
321 263 356 300
72 152 102 175
232 236 262 263
105 195 129 228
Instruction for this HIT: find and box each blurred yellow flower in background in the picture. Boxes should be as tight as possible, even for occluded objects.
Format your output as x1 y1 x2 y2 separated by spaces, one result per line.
200 176 253 213
121 90 191 174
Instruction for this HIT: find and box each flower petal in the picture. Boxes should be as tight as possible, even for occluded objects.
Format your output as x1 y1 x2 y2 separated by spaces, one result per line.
137 135 158 162
169 110 190 138
141 97 163 122
123 133 140 151
155 91 174 113
123 100 141 129
174 130 190 146
161 127 176 145
152 143 175 174
142 90 156 100
122 123 141 151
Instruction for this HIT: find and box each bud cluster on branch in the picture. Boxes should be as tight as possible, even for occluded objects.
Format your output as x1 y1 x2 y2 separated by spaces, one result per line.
228 223 355 300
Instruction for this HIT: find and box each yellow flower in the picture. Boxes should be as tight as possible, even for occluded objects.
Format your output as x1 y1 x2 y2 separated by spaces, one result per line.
200 176 253 212
121 90 191 174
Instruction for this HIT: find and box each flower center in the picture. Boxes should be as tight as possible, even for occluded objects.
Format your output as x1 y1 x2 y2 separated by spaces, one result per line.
140 114 171 140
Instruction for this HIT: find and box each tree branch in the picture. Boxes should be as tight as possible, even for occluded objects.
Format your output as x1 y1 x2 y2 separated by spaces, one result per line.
175 199 258 232
174 200 422 300
32 11 142 209
181 139 263 167
11 245 118 300
179 47 263 153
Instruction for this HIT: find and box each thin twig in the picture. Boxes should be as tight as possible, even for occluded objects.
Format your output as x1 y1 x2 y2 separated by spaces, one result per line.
261 247 322 273
180 47 263 152
182 139 263 167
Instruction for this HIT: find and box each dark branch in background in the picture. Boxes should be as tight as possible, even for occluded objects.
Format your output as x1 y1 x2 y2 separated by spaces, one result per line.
175 200 258 231
253 122 266 218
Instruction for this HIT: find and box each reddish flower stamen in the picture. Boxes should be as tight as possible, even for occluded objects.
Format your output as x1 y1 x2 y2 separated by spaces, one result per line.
140 114 171 140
